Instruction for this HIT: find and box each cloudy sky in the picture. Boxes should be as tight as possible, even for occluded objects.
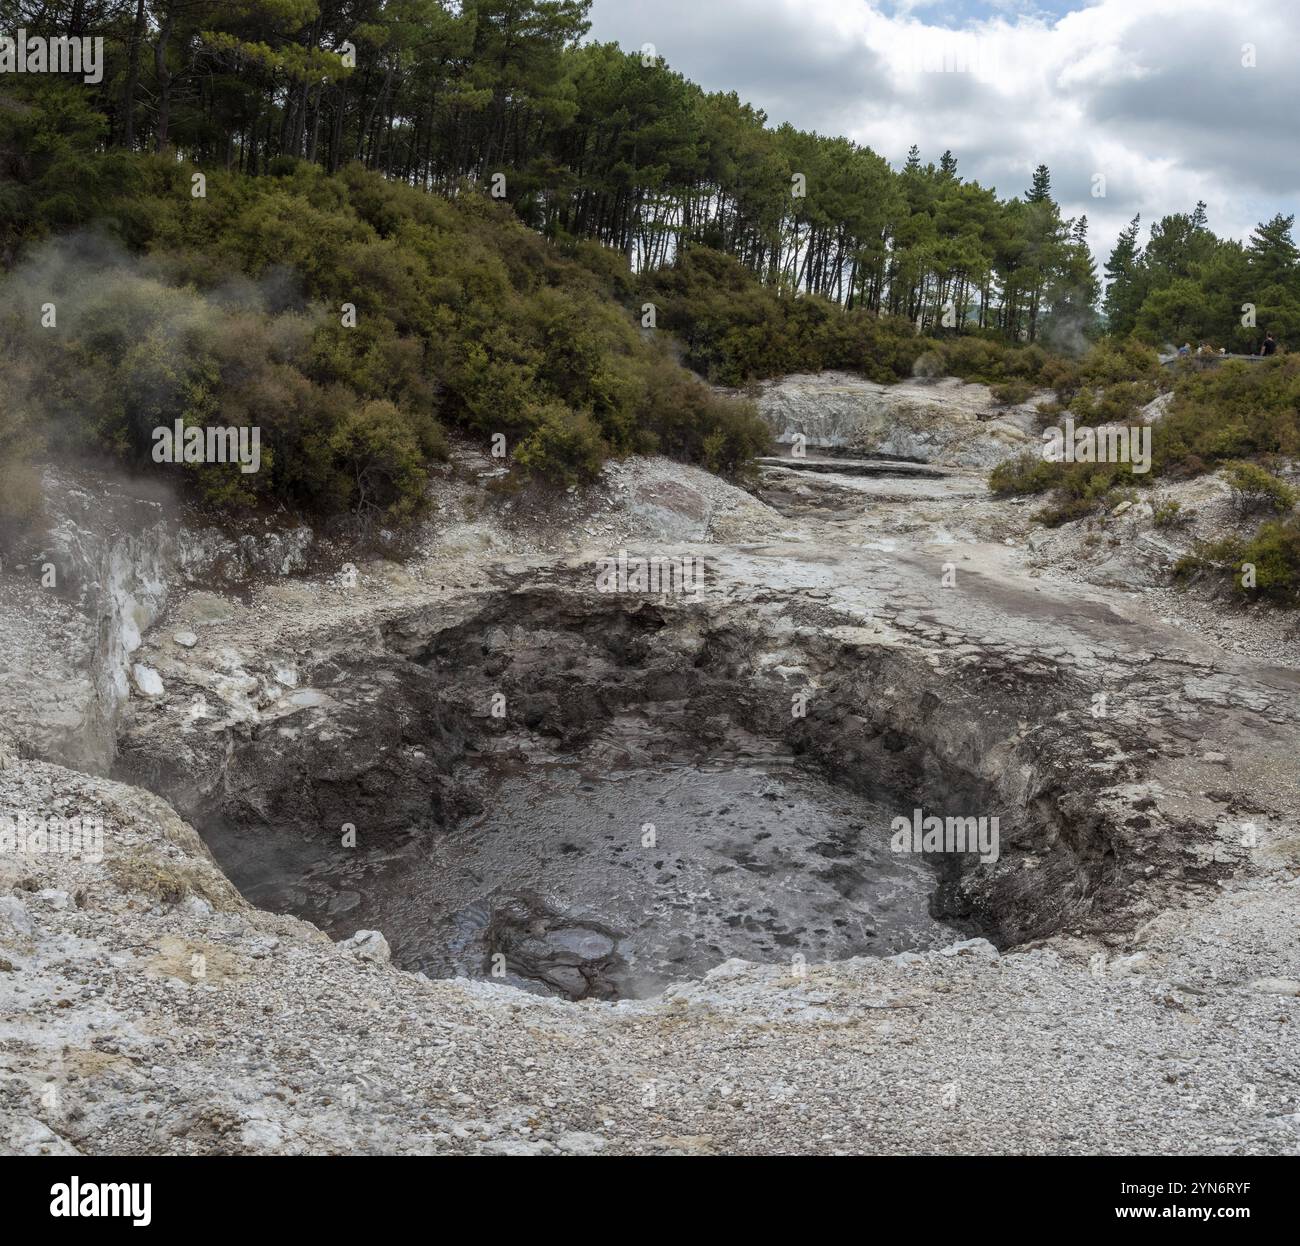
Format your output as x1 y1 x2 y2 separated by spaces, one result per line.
586 0 1300 273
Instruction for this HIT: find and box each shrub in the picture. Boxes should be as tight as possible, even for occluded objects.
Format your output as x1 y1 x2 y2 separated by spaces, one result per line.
1154 357 1300 475
1183 518 1300 605
991 380 1033 406
641 247 918 385
636 354 771 476
1237 517 1300 602
989 453 1058 496
1221 460 1299 517
511 404 607 485
1077 338 1163 388
1036 493 1102 527
0 163 777 519
990 449 1140 526
1152 498 1194 529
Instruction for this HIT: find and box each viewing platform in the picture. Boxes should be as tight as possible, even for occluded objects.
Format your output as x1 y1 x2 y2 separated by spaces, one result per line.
1158 352 1272 367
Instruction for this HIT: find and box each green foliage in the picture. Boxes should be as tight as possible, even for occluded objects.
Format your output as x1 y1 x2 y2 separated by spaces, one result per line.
1182 518 1300 605
0 357 44 532
636 351 772 475
639 247 917 385
1104 202 1300 350
1152 498 1193 529
990 380 1033 406
1234 518 1300 603
0 152 768 516
4 2 1102 350
511 403 606 485
8 0 1300 536
1077 338 1162 387
987 345 1300 515
643 247 1096 391
1221 461 1300 516
989 453 1059 497
1030 460 1137 526
988 442 1143 526
1155 357 1300 473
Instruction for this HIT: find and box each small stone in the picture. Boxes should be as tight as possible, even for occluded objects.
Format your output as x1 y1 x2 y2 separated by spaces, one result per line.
0 896 33 936
240 1118 284 1150
339 930 391 963
132 665 165 698
555 1131 606 1154
939 938 999 959
173 631 199 649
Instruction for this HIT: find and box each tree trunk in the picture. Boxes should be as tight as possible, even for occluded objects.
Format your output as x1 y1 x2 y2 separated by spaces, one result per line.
120 0 146 149
154 13 176 154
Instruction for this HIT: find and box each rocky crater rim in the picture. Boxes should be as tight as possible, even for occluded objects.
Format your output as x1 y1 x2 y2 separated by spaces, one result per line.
108 580 1243 1003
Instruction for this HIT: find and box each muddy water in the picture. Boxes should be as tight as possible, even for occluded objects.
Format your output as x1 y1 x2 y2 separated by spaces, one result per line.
227 715 956 1000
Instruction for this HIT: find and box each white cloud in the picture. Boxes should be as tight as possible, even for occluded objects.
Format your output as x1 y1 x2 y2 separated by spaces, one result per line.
587 0 1300 268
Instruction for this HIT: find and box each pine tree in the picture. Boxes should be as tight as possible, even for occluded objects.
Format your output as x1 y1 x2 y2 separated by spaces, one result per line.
939 150 957 178
1247 214 1299 287
1103 215 1144 336
1026 164 1052 203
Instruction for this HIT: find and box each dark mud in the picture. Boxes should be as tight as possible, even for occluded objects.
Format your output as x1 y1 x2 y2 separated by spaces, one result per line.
210 712 956 1000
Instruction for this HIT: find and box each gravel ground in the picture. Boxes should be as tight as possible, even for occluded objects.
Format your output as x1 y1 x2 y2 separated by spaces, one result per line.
2 757 1297 1156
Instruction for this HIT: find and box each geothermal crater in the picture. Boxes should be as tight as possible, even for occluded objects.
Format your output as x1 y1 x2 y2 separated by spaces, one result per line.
116 587 1071 1001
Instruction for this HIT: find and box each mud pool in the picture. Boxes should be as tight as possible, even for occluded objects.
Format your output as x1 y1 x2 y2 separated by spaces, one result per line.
212 717 958 1000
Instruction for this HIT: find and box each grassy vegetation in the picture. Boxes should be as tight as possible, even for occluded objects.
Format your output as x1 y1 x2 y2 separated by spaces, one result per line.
1156 359 1300 471
987 340 1300 542
1152 498 1194 529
